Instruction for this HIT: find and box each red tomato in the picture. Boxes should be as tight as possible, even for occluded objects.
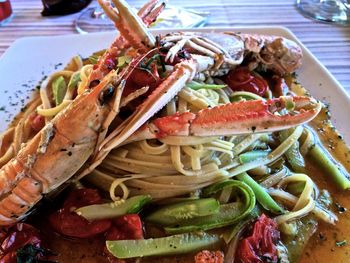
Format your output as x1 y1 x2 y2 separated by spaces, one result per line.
195 250 224 263
131 63 160 88
29 113 45 133
49 189 112 238
225 67 268 96
103 53 116 71
124 63 161 98
105 214 143 263
270 75 289 97
0 223 41 263
236 214 280 263
63 188 103 209
106 214 143 241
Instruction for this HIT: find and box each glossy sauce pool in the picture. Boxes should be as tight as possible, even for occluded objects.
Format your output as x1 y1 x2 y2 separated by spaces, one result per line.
299 109 350 263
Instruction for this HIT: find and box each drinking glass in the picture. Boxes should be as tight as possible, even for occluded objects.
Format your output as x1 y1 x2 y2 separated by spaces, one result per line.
74 0 209 34
296 0 350 25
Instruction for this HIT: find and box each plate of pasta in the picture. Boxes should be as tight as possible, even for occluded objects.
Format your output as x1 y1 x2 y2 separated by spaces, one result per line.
0 0 350 262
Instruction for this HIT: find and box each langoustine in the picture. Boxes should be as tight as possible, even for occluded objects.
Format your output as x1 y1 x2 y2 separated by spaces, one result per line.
0 0 320 226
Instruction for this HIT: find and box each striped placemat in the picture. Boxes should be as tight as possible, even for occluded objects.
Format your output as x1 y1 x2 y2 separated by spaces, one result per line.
0 0 349 93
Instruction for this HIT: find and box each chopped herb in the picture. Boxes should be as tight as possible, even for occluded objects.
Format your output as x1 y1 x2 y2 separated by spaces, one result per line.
17 244 56 263
0 106 5 111
143 54 161 69
336 240 347 247
54 62 63 70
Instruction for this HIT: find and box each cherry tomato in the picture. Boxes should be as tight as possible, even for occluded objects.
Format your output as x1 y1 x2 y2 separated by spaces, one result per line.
49 189 112 238
225 67 268 97
1 223 40 255
106 214 143 241
195 250 224 263
131 63 160 88
63 188 103 209
270 75 289 97
28 113 45 133
0 223 41 263
236 214 280 263
102 53 116 72
105 215 143 263
124 62 161 98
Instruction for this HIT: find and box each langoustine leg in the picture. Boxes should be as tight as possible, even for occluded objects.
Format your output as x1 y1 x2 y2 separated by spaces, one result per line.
88 0 165 84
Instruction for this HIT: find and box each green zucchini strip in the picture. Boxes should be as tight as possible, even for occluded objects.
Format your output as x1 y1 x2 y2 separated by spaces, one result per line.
75 195 151 221
146 198 220 226
164 180 256 234
106 232 220 259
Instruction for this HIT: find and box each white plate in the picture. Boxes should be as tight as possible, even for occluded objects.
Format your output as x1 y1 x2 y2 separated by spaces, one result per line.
1 27 350 144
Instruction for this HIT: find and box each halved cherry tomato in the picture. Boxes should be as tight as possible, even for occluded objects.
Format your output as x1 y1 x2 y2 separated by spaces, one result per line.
1 223 40 255
49 189 112 238
106 214 143 241
225 67 268 97
0 223 42 263
105 214 143 263
63 188 103 209
195 250 224 263
270 75 289 97
28 113 45 133
124 62 161 98
236 214 280 263
131 63 160 88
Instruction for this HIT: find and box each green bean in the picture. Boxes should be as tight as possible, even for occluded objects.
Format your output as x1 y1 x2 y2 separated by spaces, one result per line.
308 144 350 190
236 173 284 214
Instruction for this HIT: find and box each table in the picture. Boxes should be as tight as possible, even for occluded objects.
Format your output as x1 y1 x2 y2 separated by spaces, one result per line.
1 0 350 93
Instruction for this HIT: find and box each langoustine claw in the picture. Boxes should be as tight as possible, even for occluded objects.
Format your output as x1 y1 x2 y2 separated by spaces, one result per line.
89 0 165 83
124 96 322 143
98 0 157 51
